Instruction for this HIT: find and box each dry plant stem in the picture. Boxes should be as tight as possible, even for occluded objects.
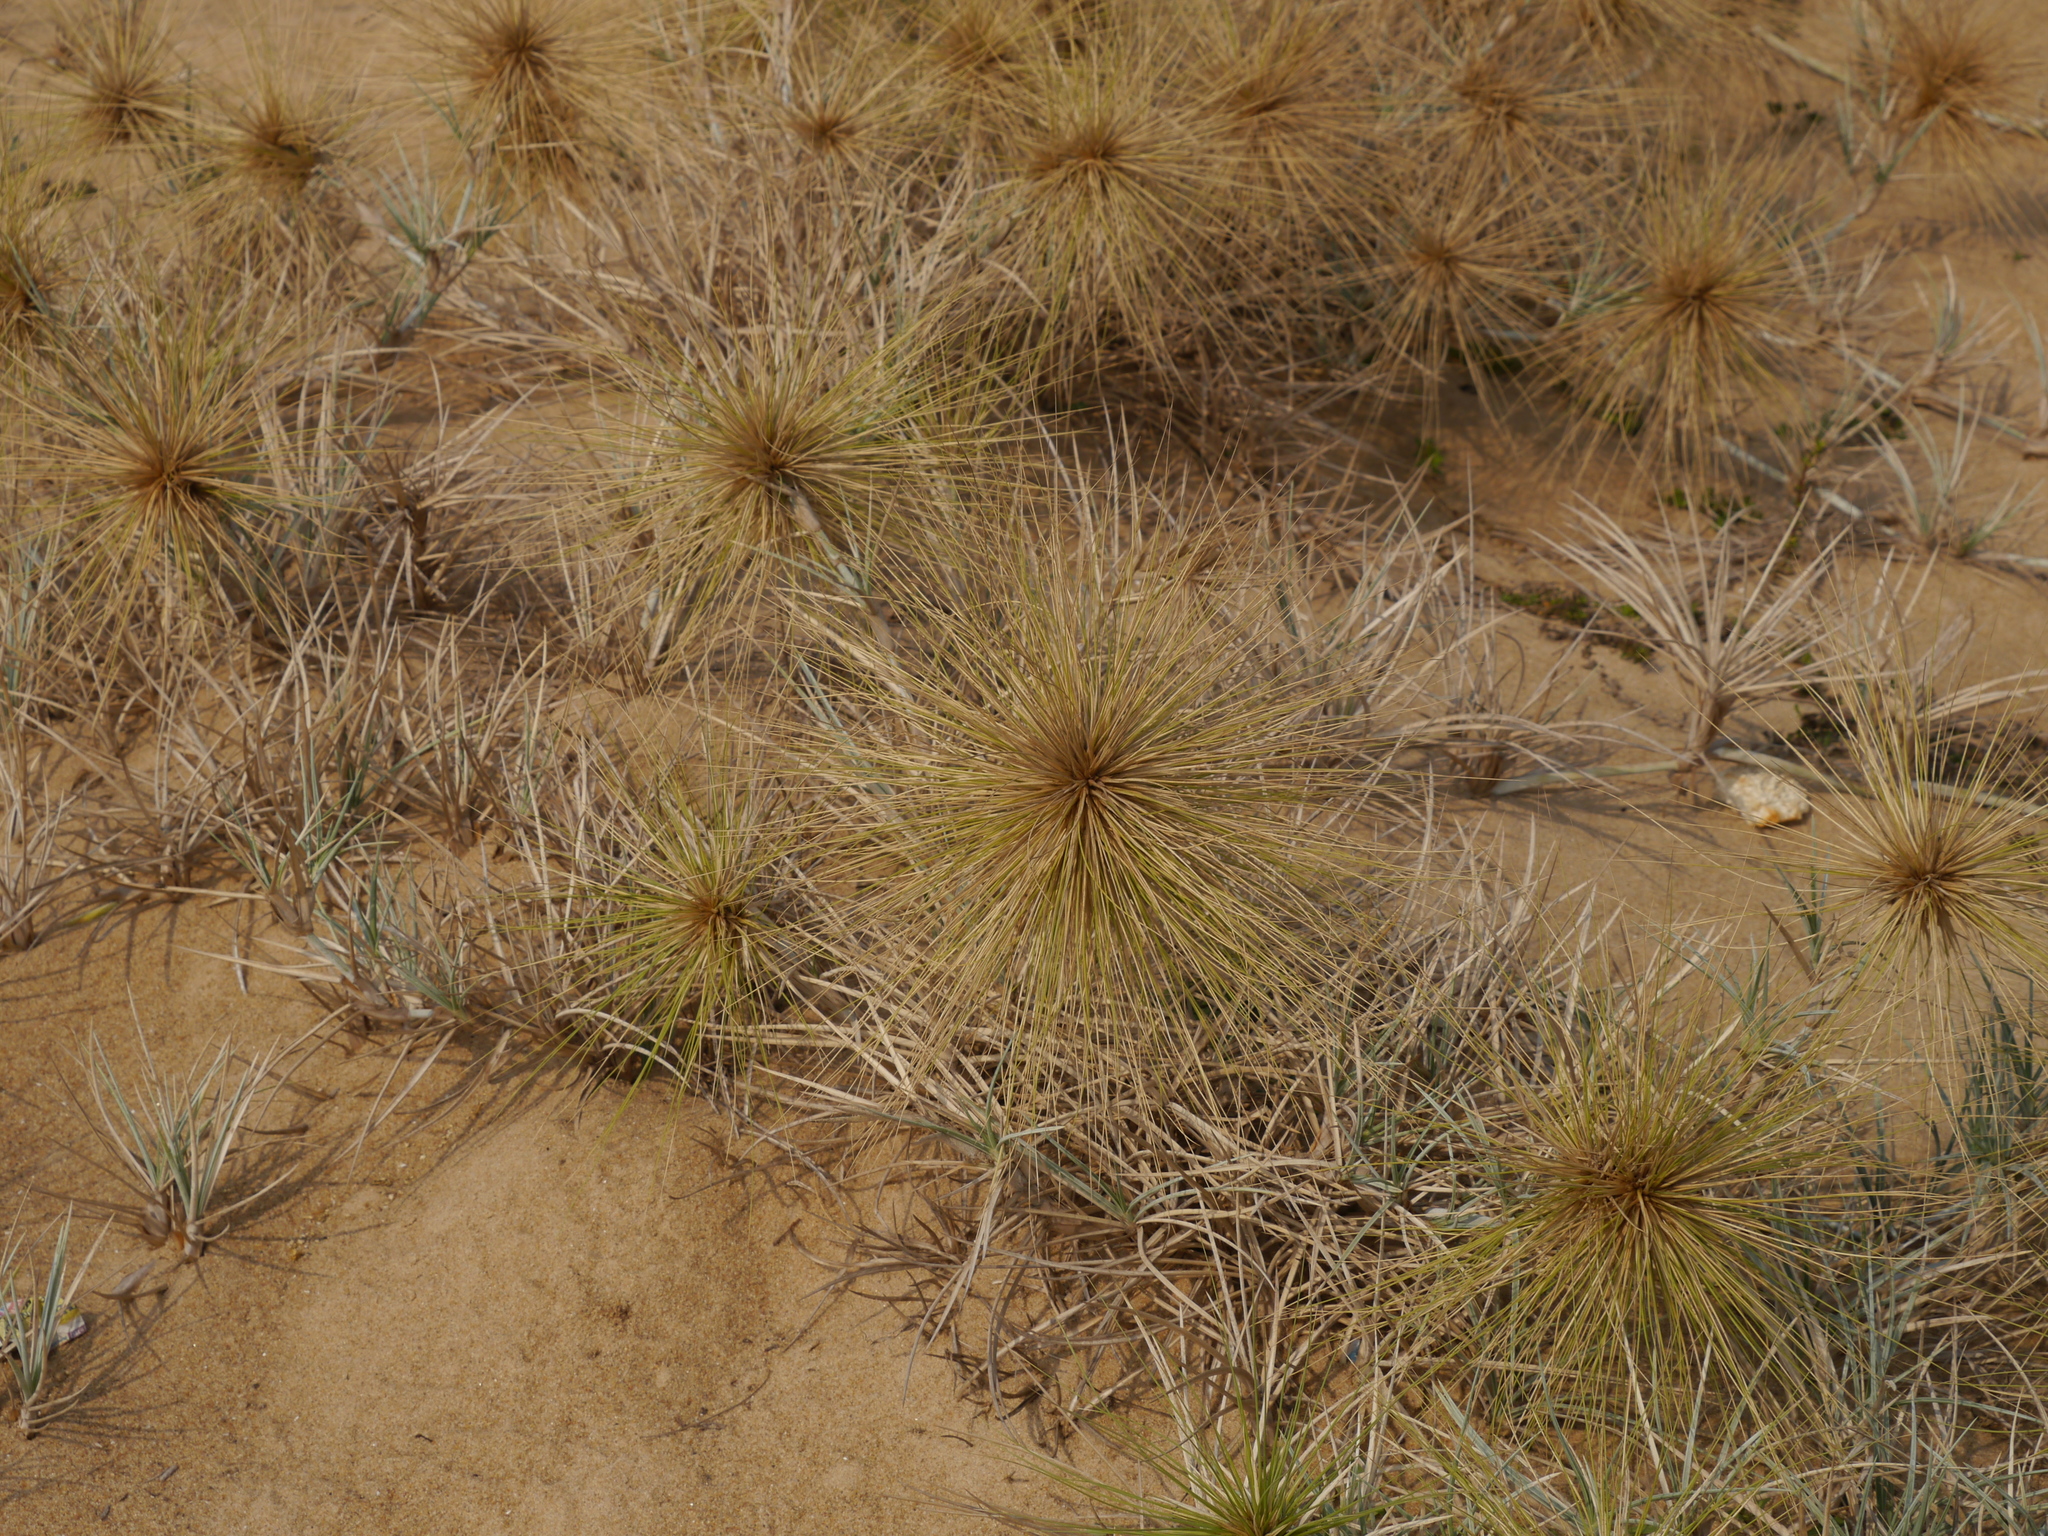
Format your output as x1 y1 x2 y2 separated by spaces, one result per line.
1488 758 1686 796
783 481 902 668
1716 437 1871 521
0 729 82 952
1722 438 2048 570
1845 354 2048 461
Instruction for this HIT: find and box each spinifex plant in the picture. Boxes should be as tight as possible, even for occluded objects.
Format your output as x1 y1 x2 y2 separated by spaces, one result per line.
989 1391 1374 1536
802 513 1391 1092
182 36 359 275
616 277 982 656
1823 680 2048 992
569 745 812 1086
985 20 1221 376
80 1033 292 1264
51 0 179 151
2 1207 109 1438
11 274 316 640
1359 160 1559 413
1186 0 1369 257
406 0 639 196
0 152 64 347
1392 985 1842 1416
1561 154 1816 474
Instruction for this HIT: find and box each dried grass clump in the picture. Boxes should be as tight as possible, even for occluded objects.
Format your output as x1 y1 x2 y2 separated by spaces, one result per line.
1862 0 2044 188
0 147 66 350
1561 154 1815 473
8 275 318 638
567 744 816 1085
766 12 932 185
609 261 986 653
984 1321 1374 1536
183 42 359 271
408 0 638 195
1826 686 2048 990
800 520 1390 1077
51 0 181 150
1185 0 1370 254
1555 507 1836 764
1394 1000 1840 1409
1531 0 1732 53
1356 163 1559 410
917 0 1048 138
986 24 1222 376
1406 33 1615 190
0 0 2043 1506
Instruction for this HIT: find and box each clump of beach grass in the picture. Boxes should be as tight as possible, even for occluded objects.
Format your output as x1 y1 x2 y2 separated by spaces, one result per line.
3 1207 109 1437
78 1033 294 1265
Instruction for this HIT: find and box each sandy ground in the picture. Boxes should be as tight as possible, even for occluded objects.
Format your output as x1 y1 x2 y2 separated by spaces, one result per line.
0 906 1070 1532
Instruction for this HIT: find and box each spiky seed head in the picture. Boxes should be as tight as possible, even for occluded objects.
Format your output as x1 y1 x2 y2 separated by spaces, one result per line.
184 58 357 272
993 31 1221 375
0 167 62 342
1828 701 2048 985
1357 164 1556 410
925 0 1038 84
774 21 926 178
810 523 1377 1084
990 1417 1369 1536
1187 0 1367 247
1561 156 1810 470
53 0 179 148
12 282 301 635
572 758 805 1084
413 0 627 193
1865 0 2041 221
226 85 336 199
1539 0 1728 51
1414 36 1615 191
1875 0 2034 139
617 279 986 647
1415 1010 1834 1403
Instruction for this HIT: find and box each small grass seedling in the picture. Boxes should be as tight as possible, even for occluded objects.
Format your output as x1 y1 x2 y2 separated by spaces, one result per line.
80 1033 293 1264
3 1207 109 1437
1557 505 1837 766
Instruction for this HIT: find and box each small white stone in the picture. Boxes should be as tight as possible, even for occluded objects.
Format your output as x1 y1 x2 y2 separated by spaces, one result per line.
1718 767 1810 828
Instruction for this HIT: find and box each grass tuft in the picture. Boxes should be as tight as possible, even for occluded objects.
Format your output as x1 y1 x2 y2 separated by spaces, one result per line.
80 1033 292 1265
803 513 1391 1086
2 1207 108 1437
410 0 631 195
9 275 314 638
988 22 1220 376
1862 0 2042 204
1561 153 1813 473
1827 683 2048 989
51 0 181 150
1405 995 1838 1410
569 744 811 1087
